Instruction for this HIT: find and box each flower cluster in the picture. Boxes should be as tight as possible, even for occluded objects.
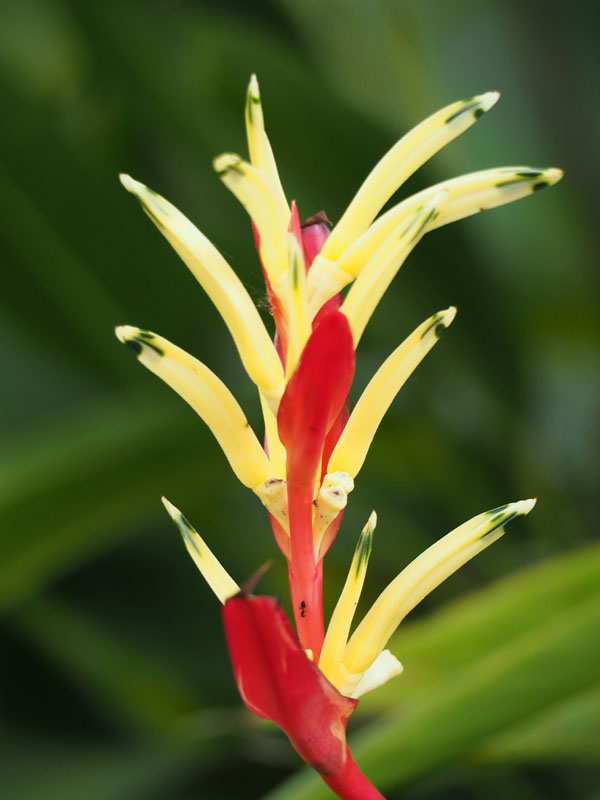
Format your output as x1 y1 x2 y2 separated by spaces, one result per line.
117 76 561 799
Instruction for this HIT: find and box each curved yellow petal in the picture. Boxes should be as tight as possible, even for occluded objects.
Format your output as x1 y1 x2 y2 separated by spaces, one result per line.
328 307 456 478
319 511 376 685
321 91 500 260
259 389 286 479
285 233 311 379
162 497 239 603
213 154 289 288
119 174 283 396
343 499 536 676
115 326 271 489
245 75 289 221
340 192 448 342
336 166 564 275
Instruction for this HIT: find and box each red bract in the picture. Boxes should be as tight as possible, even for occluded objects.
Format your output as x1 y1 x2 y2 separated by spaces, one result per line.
223 592 384 799
301 212 331 267
277 311 354 495
277 311 355 658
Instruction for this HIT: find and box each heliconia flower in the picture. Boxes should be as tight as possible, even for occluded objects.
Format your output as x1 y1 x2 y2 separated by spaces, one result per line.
117 76 560 799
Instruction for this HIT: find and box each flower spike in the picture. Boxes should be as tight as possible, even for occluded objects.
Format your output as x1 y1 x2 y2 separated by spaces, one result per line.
321 91 500 260
118 76 561 800
162 497 239 603
343 499 537 681
119 174 284 400
328 307 456 479
115 326 272 489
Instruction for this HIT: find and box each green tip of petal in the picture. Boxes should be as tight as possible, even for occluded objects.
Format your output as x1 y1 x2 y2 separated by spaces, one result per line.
496 167 564 192
514 497 537 515
486 497 537 534
365 509 377 533
115 325 164 358
419 306 457 340
541 167 564 187
445 91 500 125
441 305 457 327
115 324 137 343
162 496 183 523
119 173 143 194
354 512 376 577
213 153 243 175
478 90 500 112
248 73 260 100
161 495 197 553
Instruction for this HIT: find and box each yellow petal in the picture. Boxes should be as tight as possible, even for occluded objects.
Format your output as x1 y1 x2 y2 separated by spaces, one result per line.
245 75 289 221
162 497 239 603
115 326 271 489
340 192 449 342
336 166 564 274
213 154 289 288
328 308 456 478
119 174 284 397
259 389 286 479
285 234 311 379
343 499 536 675
319 511 376 685
321 92 500 260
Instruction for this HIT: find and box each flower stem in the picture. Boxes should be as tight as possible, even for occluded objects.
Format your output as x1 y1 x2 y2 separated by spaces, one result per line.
288 481 324 660
322 747 386 800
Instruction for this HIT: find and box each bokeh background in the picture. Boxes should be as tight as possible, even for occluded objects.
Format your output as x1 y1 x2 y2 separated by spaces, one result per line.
1 0 599 798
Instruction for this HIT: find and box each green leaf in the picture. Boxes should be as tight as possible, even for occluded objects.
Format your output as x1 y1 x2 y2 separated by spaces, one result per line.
1 740 197 800
10 595 200 735
0 400 215 611
476 684 600 764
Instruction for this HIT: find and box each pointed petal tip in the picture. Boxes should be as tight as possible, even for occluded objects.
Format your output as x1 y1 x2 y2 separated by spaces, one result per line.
115 324 137 343
161 496 180 519
366 510 377 533
443 305 457 325
479 90 500 111
545 167 564 185
446 92 500 125
119 173 140 193
491 497 537 524
516 497 537 515
248 73 259 97
213 152 242 175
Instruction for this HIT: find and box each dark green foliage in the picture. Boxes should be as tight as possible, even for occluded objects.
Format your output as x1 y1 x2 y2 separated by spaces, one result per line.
1 0 598 798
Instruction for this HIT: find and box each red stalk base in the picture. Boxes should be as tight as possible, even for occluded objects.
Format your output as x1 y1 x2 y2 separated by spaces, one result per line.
322 747 386 800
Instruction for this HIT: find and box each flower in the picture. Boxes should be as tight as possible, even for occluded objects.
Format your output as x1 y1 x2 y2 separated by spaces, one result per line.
116 76 561 799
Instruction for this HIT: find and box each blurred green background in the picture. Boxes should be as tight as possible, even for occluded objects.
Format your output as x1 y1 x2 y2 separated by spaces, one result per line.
1 0 598 798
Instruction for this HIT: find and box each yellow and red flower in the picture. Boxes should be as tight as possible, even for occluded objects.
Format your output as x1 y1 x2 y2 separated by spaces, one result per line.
117 76 561 799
